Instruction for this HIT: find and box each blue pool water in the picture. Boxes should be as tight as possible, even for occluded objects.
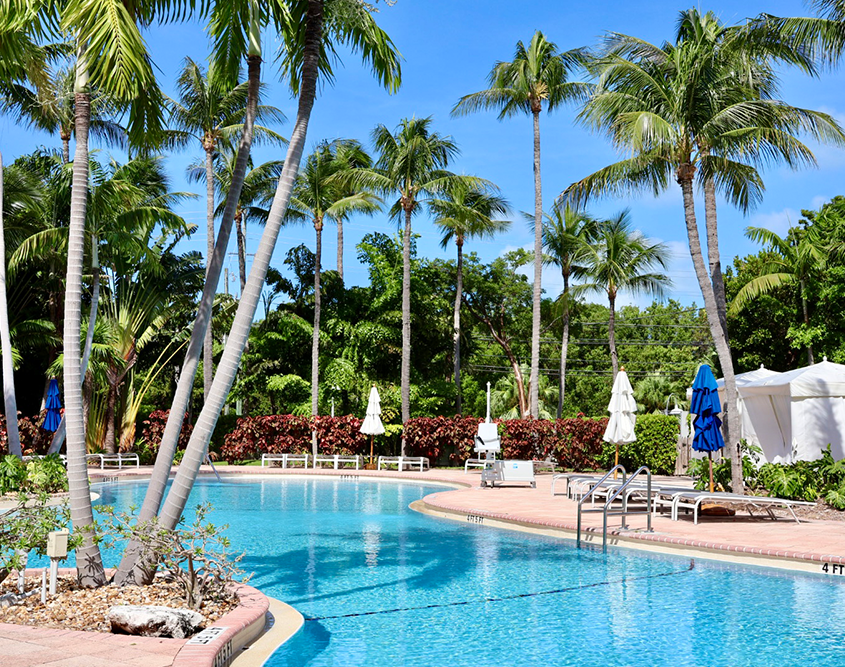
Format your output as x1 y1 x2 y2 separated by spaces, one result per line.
87 477 845 666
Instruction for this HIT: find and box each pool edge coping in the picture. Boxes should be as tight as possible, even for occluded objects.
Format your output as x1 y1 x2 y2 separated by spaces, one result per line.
413 497 845 575
93 468 845 574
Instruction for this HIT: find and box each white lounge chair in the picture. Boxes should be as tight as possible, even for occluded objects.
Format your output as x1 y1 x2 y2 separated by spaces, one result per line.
671 490 815 524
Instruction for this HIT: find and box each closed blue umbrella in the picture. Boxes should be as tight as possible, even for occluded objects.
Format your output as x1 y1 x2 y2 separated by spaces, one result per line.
691 364 724 492
43 378 62 432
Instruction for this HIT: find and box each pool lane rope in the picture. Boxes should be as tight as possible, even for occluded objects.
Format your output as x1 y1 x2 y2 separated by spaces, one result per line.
304 559 696 621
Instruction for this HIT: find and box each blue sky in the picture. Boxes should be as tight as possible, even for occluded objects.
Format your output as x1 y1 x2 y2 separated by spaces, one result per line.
2 0 843 307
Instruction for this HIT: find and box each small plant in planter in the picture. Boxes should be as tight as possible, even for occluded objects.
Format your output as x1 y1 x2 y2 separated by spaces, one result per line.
0 492 75 586
102 503 248 610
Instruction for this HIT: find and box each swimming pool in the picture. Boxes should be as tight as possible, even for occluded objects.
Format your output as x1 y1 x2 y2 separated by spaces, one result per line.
92 476 845 666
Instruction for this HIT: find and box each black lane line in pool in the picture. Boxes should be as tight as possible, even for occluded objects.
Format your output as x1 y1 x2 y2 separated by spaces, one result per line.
303 559 696 621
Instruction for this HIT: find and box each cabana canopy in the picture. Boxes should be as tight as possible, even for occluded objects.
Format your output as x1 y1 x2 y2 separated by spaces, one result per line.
737 359 845 463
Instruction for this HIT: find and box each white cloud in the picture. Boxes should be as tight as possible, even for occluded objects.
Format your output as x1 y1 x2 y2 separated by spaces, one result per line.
748 208 798 236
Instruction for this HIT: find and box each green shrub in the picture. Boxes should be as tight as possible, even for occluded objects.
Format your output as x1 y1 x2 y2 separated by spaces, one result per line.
598 414 679 475
0 455 27 495
0 454 67 496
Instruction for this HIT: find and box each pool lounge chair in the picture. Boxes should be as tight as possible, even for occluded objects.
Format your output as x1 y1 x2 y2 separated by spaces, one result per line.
670 490 815 524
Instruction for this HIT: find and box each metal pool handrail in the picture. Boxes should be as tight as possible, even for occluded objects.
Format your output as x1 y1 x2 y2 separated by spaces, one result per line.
602 465 653 550
576 464 626 548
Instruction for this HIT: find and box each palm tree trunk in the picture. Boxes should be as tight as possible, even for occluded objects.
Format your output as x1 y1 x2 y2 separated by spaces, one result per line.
203 147 215 400
337 215 344 281
557 272 570 420
236 212 247 294
311 219 322 431
529 108 542 420
800 281 814 364
103 378 118 454
608 291 618 378
0 153 21 458
679 172 744 494
65 73 107 585
114 53 264 586
61 134 70 164
48 238 100 455
703 177 729 339
400 204 412 453
154 0 323 540
453 238 464 414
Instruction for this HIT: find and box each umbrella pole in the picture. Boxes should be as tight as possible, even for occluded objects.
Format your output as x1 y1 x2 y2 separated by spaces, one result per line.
708 451 714 493
614 443 619 479
369 435 374 467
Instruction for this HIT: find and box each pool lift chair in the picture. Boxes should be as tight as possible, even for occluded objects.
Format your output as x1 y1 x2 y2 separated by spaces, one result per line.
464 422 501 473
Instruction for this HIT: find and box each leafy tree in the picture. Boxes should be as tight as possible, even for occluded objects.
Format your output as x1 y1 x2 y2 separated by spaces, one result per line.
290 140 380 424
463 251 533 417
730 224 835 364
453 31 588 419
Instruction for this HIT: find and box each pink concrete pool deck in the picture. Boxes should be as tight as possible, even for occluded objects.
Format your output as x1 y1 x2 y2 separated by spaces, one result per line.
4 464 845 666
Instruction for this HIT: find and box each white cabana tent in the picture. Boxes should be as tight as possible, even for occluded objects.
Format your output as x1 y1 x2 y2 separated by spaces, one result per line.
713 365 780 461
739 359 845 463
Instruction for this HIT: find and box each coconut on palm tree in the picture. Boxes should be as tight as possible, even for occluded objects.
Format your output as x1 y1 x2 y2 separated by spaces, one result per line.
428 179 509 414
541 204 596 418
452 31 589 419
582 212 671 378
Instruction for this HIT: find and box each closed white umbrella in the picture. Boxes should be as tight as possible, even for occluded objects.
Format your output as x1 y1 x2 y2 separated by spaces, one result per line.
603 368 637 474
360 385 384 466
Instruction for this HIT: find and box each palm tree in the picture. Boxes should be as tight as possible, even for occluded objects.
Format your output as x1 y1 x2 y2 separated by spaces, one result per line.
428 180 509 414
188 150 284 292
54 0 194 588
359 117 468 444
149 0 401 573
452 31 589 419
330 139 373 281
289 140 380 442
730 224 834 364
564 11 843 493
582 212 671 378
116 0 400 587
168 57 285 400
2 65 127 164
0 7 56 459
541 204 596 418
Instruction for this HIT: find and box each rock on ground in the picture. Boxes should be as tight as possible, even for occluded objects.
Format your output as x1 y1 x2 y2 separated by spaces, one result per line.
108 605 205 639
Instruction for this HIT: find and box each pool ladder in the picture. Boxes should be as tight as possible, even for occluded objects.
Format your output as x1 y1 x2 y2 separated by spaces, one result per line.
576 464 653 550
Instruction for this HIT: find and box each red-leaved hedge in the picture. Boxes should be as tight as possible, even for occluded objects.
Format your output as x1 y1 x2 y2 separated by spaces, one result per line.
220 413 609 469
0 411 57 456
404 416 483 465
140 410 193 454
